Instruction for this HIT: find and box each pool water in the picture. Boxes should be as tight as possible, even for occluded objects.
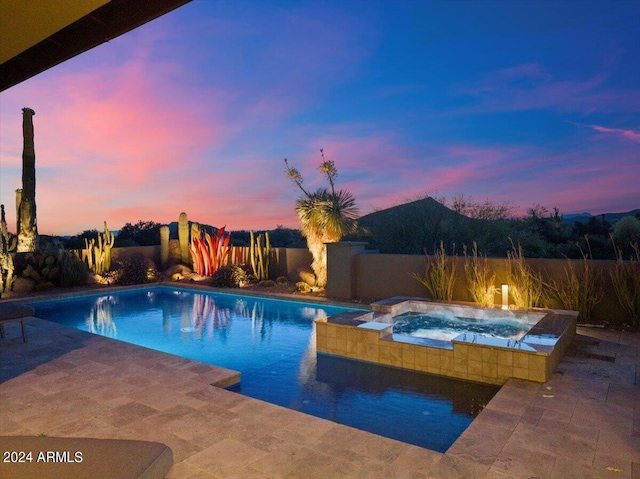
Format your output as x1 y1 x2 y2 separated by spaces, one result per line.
393 310 533 342
30 286 499 452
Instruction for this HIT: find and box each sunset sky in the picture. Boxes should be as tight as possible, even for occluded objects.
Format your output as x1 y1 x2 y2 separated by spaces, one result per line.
1 0 638 236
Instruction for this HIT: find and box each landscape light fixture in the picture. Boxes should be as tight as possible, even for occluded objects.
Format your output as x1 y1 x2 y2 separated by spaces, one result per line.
501 284 509 310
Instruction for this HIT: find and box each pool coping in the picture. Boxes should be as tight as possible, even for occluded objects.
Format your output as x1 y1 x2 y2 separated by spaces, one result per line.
0 280 371 311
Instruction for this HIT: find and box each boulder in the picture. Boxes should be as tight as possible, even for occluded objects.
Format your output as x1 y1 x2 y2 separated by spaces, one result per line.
295 267 316 287
87 273 108 285
12 276 36 293
164 264 193 277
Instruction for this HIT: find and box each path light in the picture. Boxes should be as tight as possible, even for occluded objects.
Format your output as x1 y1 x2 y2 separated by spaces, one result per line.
501 284 509 310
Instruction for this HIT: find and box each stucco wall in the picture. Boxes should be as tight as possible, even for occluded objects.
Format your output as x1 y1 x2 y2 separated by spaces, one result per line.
339 246 628 325
111 244 312 281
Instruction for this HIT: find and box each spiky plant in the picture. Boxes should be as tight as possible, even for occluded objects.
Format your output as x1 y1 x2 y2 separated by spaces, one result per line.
464 241 496 307
548 250 603 324
284 150 358 288
412 241 456 301
610 237 640 328
506 240 544 309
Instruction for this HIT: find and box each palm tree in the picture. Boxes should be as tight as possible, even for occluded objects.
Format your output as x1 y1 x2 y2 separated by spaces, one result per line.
285 149 358 288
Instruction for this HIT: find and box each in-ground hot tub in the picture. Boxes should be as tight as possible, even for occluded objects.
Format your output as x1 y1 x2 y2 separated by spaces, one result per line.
315 297 577 385
391 303 543 346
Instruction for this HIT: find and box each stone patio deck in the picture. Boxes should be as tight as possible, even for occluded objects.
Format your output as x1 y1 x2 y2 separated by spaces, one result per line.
1 317 638 478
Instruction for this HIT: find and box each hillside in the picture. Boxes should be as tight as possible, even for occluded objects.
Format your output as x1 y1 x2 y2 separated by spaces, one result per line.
563 209 640 225
347 197 511 255
346 197 640 259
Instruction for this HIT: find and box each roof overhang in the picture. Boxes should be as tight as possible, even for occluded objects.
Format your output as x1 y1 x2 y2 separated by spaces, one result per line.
0 0 192 92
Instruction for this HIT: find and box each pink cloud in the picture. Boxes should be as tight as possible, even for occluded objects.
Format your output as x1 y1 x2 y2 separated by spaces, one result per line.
566 121 640 142
0 58 232 234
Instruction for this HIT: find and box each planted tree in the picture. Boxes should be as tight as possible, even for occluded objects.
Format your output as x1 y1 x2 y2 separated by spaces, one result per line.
284 149 358 288
116 220 161 246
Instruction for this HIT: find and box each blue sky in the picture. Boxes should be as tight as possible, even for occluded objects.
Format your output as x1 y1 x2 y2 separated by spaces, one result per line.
0 0 638 235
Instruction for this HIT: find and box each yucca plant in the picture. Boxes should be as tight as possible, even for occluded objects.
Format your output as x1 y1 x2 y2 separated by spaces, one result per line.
610 237 640 328
284 149 358 288
412 241 456 301
464 241 496 307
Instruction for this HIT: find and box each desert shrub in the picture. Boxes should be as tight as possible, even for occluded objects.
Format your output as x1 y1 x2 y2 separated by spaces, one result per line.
464 242 496 307
612 217 640 259
610 239 640 328
412 241 456 301
506 241 544 309
13 250 88 289
114 253 157 285
548 254 603 324
211 265 249 288
55 251 88 287
14 251 59 286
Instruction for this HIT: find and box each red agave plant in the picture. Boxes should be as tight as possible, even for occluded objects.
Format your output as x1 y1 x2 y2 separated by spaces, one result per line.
189 226 231 276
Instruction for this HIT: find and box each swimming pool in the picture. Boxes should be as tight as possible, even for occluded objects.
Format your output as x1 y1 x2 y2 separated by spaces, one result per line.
29 286 499 452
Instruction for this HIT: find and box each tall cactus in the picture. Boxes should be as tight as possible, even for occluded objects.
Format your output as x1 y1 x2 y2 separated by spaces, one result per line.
82 221 115 274
16 107 38 252
101 221 115 271
160 225 170 269
0 204 17 294
178 212 190 265
250 231 271 281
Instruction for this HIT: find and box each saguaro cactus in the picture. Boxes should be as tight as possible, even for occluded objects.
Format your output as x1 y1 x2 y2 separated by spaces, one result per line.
160 225 170 269
16 107 38 252
178 212 190 265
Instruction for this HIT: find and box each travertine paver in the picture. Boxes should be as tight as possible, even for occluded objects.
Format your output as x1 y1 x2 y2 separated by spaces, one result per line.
0 318 442 478
0 315 638 478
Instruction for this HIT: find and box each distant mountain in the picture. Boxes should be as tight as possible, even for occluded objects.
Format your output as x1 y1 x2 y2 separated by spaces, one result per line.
348 197 501 254
347 197 640 257
563 209 640 225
